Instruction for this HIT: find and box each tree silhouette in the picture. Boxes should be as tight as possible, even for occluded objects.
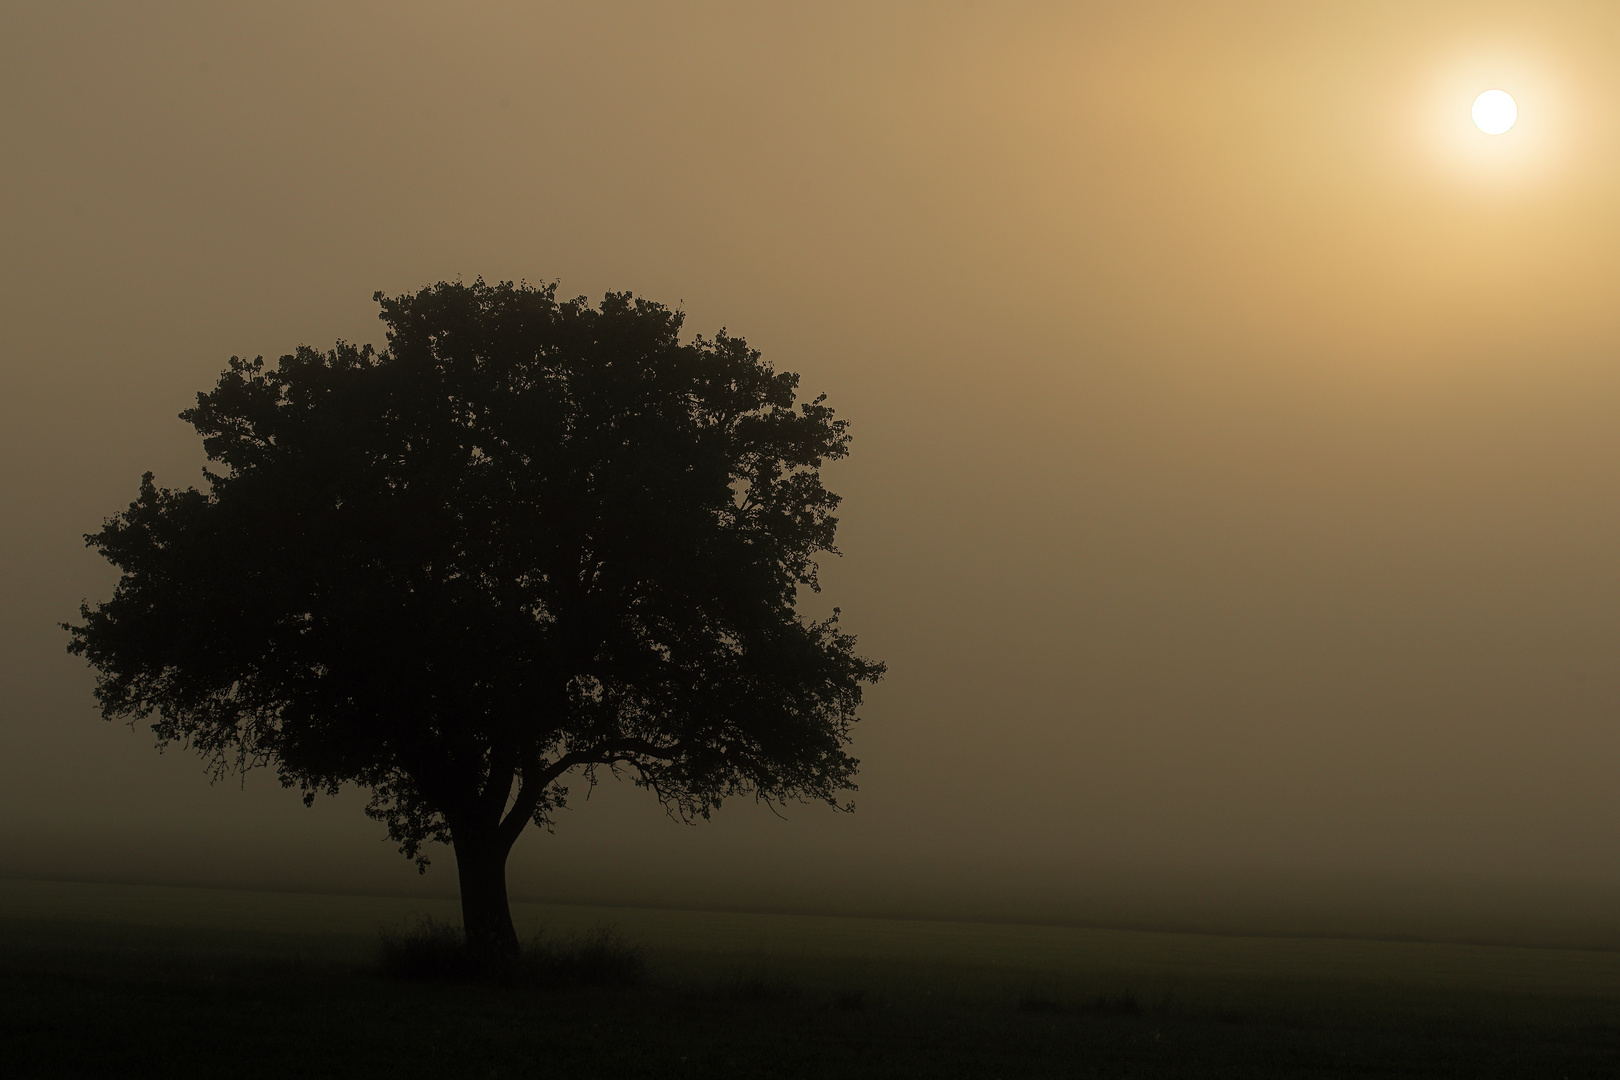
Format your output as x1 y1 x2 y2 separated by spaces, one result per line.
67 280 884 960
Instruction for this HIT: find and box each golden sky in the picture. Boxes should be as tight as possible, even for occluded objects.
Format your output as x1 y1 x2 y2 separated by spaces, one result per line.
5 2 1620 938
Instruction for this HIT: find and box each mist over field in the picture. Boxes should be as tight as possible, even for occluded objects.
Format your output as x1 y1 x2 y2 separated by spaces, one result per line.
6 1 1620 948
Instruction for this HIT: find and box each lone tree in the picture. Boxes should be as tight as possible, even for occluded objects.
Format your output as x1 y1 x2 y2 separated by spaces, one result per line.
67 280 883 959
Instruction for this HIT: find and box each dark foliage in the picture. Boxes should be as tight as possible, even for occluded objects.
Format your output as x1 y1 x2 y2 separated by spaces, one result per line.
66 280 884 958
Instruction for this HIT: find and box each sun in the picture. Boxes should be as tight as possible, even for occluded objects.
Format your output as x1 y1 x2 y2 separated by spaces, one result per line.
1472 90 1517 135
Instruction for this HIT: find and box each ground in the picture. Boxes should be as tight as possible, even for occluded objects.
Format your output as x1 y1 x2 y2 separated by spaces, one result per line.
2 879 1617 1078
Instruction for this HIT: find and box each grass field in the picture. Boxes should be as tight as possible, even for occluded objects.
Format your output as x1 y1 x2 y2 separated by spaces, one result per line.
3 878 1618 1078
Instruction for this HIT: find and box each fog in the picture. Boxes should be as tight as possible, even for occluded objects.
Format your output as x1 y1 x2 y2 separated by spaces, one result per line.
6 1 1620 946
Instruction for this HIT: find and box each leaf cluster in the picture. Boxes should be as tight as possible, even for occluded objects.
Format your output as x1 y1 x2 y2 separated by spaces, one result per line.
67 281 883 866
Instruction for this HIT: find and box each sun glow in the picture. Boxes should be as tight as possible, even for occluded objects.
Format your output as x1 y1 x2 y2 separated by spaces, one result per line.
1472 89 1517 134
1408 51 1576 189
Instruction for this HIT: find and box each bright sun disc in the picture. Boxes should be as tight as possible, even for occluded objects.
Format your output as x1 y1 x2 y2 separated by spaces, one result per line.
1472 89 1517 134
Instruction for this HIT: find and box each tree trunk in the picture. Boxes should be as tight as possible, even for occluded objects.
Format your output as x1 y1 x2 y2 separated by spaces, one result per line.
451 827 520 964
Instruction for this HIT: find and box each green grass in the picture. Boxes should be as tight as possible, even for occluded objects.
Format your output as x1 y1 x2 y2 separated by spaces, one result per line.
2 878 1618 1077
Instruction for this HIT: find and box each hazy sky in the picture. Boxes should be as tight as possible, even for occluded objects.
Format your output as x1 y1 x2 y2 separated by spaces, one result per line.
6 2 1620 938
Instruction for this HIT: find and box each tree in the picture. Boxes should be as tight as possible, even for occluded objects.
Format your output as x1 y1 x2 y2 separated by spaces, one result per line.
66 280 884 960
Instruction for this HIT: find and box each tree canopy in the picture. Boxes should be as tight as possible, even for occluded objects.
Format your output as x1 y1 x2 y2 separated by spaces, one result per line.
67 280 883 957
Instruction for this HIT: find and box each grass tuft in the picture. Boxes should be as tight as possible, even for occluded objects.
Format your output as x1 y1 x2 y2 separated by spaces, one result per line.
526 925 645 987
377 918 644 986
378 916 478 981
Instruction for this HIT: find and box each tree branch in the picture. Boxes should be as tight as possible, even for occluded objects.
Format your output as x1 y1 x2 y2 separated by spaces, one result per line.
494 737 684 847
